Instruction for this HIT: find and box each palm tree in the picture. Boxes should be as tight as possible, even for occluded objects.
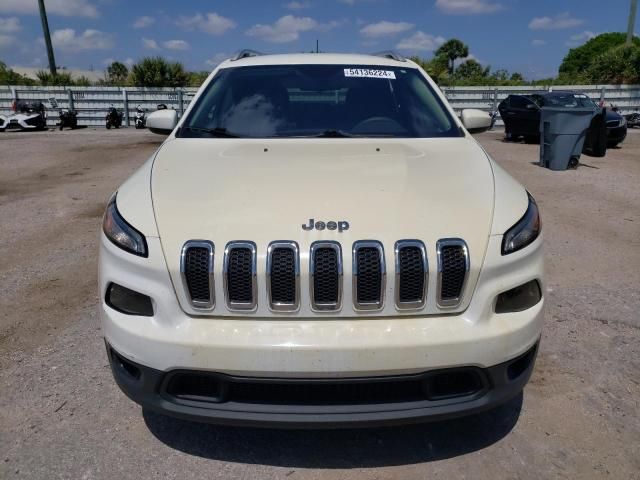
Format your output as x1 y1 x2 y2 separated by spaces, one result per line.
435 39 469 75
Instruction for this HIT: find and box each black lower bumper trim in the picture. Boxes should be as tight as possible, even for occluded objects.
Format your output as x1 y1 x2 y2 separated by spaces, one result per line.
106 340 539 428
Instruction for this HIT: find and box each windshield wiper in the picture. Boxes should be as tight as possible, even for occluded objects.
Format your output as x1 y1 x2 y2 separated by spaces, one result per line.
312 129 355 138
182 126 241 138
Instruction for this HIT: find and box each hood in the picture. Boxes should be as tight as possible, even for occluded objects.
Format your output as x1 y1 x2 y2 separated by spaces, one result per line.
152 137 495 317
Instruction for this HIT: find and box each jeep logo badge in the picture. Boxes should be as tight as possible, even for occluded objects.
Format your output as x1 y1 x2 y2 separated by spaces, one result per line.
302 219 350 232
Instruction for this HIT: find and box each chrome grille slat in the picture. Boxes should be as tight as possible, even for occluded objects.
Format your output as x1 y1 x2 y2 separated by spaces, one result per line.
436 238 469 308
394 240 427 310
266 241 300 312
223 241 257 311
352 241 385 311
309 241 343 311
180 240 215 310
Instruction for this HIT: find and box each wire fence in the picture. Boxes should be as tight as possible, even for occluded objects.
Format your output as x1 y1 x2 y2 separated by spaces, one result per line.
1 84 639 128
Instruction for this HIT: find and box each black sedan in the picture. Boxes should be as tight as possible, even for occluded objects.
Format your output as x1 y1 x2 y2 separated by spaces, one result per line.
498 91 627 147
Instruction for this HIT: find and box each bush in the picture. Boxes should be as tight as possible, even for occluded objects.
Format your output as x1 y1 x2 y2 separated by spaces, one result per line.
131 57 188 87
35 70 75 86
584 44 640 84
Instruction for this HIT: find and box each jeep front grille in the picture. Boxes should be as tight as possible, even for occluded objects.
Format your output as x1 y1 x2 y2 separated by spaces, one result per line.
266 241 300 311
395 240 427 309
436 239 469 307
180 238 470 313
223 241 257 311
180 240 215 310
352 241 385 310
309 241 343 311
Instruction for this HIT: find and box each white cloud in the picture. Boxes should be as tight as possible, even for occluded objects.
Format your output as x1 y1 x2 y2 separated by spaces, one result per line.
0 17 21 33
529 12 583 30
0 34 15 48
0 0 98 18
531 39 546 46
360 21 414 38
566 30 596 47
124 58 134 68
205 53 229 67
396 31 445 51
142 38 159 50
163 39 190 50
51 28 114 51
435 0 502 14
177 12 236 35
132 16 154 29
285 1 311 9
246 15 318 43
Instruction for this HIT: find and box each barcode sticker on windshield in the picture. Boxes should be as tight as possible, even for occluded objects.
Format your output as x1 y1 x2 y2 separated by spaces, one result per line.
344 68 396 79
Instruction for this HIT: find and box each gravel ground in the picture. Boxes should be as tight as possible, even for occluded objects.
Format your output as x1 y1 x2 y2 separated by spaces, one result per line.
0 127 639 479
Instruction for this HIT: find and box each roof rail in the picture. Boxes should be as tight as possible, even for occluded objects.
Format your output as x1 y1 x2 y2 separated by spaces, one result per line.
230 49 264 61
372 51 406 62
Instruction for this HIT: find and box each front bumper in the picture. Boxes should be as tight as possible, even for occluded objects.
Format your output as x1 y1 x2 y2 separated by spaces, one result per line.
106 340 538 428
607 125 627 144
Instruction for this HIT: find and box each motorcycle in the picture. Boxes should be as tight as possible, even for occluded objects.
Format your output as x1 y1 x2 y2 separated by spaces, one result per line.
49 98 77 130
624 111 640 128
106 106 123 129
134 105 146 129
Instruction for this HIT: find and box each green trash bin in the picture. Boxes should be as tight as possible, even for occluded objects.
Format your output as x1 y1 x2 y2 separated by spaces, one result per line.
539 107 597 171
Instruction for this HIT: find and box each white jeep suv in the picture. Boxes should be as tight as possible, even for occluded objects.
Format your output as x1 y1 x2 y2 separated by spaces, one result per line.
100 51 543 427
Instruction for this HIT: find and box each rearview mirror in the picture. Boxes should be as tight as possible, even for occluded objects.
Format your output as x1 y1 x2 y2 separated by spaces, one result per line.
460 108 491 133
146 109 178 135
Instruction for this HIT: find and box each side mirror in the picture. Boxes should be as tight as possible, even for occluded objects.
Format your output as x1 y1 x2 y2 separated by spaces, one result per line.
460 108 491 133
146 109 178 135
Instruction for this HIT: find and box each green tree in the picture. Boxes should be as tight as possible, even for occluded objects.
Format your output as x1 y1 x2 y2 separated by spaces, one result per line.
0 61 36 85
188 71 209 87
131 57 188 87
510 72 524 82
409 55 449 84
559 32 640 78
35 70 75 86
583 44 640 84
454 59 489 82
435 39 469 75
106 61 129 85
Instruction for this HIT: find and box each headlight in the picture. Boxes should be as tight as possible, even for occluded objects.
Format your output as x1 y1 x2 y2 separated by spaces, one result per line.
501 193 541 255
103 195 148 257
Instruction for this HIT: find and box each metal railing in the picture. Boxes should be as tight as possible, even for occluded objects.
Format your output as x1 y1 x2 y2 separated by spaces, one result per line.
1 84 639 128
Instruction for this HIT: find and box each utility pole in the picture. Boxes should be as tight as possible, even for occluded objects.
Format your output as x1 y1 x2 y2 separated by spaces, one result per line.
627 0 638 46
38 0 57 75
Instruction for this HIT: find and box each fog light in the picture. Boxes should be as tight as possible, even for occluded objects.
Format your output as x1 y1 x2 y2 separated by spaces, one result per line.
106 283 154 316
495 280 541 313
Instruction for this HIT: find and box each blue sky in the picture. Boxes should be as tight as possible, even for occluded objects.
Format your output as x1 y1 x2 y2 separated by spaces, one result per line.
0 0 637 79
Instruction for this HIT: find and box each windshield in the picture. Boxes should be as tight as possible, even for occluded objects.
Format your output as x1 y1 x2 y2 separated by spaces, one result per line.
178 64 461 139
543 93 598 109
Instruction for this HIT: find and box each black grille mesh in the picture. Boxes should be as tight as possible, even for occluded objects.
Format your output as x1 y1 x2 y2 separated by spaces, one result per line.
184 247 211 303
356 247 382 304
398 246 425 302
440 245 467 301
313 248 339 304
227 248 253 303
270 248 296 304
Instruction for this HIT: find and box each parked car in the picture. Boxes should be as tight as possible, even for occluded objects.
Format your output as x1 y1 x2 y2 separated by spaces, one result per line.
0 100 47 132
101 51 543 428
498 91 627 148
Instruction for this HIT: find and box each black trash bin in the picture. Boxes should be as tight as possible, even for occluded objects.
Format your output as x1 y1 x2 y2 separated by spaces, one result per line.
539 107 598 170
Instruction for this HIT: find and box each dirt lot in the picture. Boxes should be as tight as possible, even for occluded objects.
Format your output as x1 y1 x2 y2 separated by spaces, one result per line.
1 127 639 479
